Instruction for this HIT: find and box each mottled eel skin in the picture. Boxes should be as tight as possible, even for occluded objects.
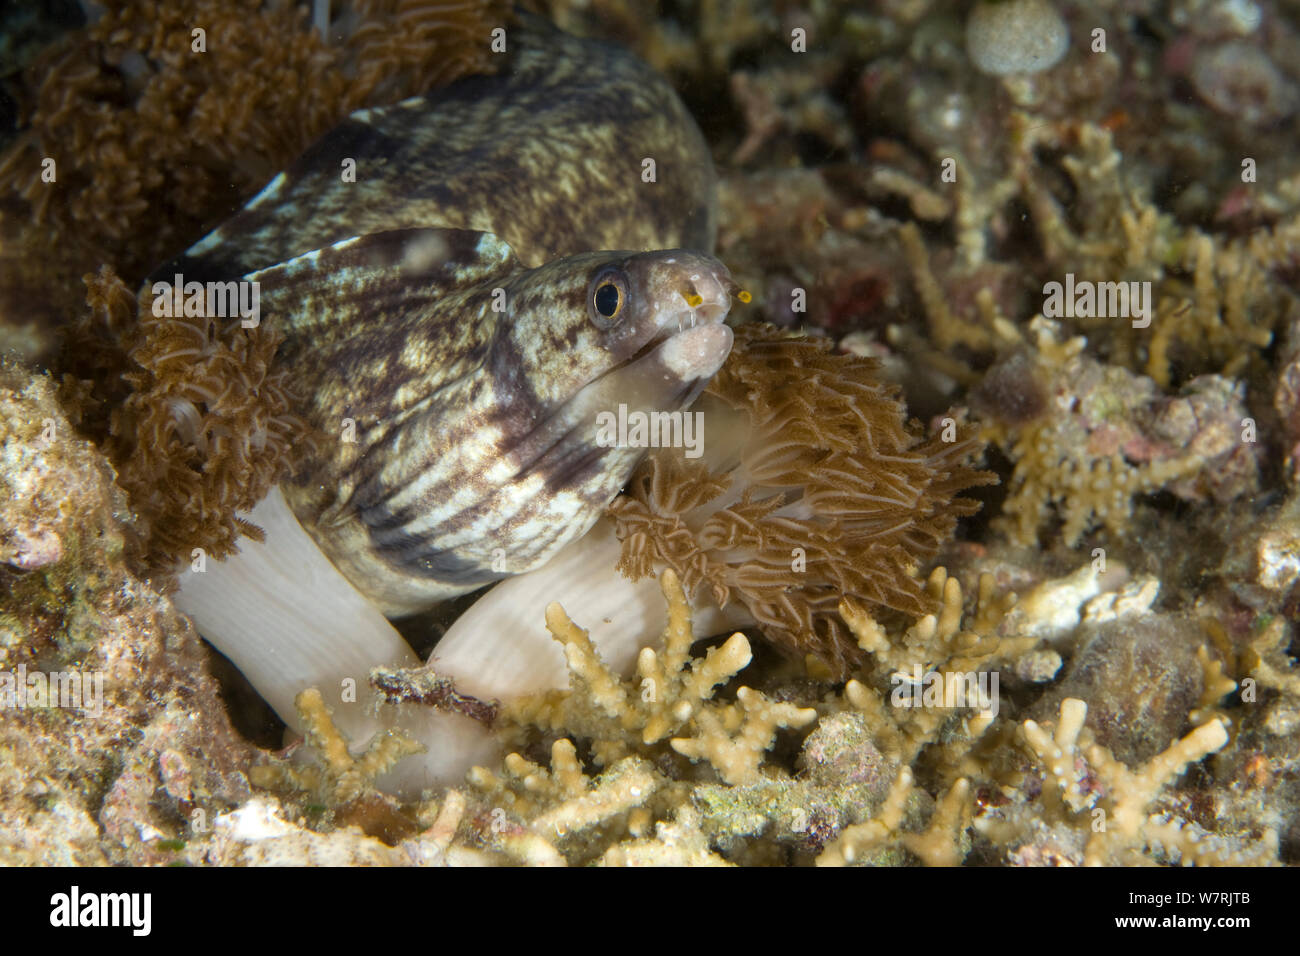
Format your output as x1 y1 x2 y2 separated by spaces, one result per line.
153 13 735 615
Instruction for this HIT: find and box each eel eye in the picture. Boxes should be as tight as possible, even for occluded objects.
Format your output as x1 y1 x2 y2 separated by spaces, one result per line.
587 267 628 329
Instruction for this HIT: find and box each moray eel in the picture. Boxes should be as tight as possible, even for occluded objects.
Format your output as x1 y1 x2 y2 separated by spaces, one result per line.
154 13 736 616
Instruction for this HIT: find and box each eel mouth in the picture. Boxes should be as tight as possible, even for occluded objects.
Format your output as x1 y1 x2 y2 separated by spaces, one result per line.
644 320 735 384
602 258 738 387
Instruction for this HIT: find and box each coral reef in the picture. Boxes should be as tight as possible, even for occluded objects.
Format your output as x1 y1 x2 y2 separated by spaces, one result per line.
1016 699 1273 866
826 564 1279 866
5 0 1300 867
262 557 1271 867
1 399 1288 865
497 569 817 787
974 317 1259 547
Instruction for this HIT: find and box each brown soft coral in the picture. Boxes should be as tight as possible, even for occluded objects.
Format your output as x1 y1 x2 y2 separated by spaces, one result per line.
609 323 995 678
59 267 314 576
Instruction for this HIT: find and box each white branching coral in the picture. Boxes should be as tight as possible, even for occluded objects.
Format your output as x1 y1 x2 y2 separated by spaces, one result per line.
815 769 973 867
839 566 1028 766
1019 698 1276 866
505 569 815 785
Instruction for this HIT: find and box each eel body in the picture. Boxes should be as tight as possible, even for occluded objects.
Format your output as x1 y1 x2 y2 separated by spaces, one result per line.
155 13 735 615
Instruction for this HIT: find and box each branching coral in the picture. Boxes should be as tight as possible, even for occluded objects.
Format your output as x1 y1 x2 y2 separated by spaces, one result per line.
246 685 452 846
899 221 1008 355
831 563 1074 838
880 101 1292 395
1006 115 1284 387
839 566 1027 770
816 769 974 867
196 547 1285 866
502 568 816 786
597 807 731 866
252 688 424 806
1017 698 1276 865
497 742 660 840
468 741 661 864
610 323 994 677
976 317 1258 548
465 567 965 865
456 570 825 863
668 686 818 787
825 565 1279 866
10 0 1299 869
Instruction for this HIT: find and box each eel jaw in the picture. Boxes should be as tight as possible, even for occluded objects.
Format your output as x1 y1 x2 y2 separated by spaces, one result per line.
608 254 737 392
653 270 735 382
657 321 735 385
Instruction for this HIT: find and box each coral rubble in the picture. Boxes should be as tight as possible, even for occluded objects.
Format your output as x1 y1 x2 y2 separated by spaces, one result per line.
0 364 257 865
